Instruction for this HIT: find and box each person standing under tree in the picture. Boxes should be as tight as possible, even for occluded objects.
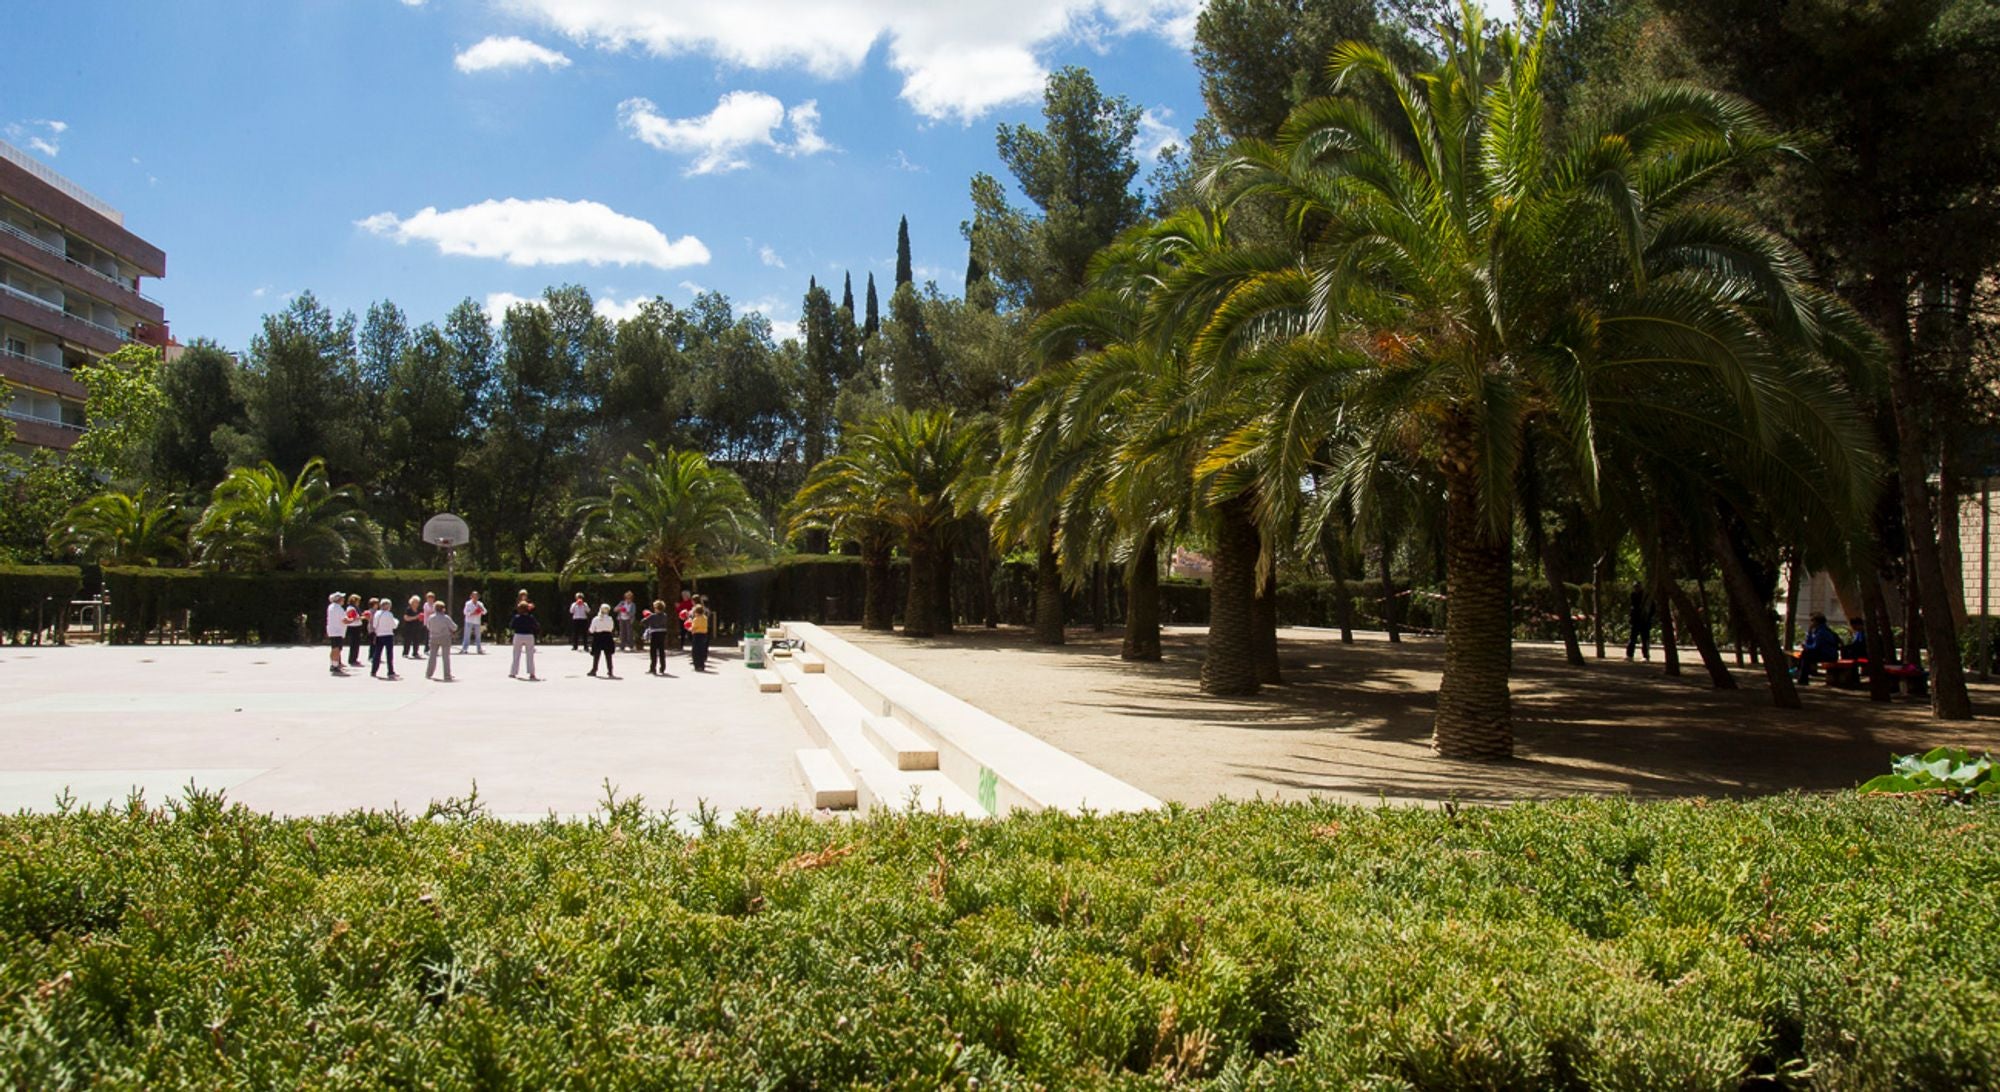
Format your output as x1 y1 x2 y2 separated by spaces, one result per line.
1625 584 1654 662
673 590 694 651
325 592 349 675
642 599 673 676
425 603 459 681
588 603 618 678
402 596 425 659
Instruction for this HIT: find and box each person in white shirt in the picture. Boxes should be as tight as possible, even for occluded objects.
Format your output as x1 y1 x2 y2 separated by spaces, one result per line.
588 603 618 678
615 591 638 651
569 593 590 651
325 592 349 675
371 598 401 679
460 591 487 654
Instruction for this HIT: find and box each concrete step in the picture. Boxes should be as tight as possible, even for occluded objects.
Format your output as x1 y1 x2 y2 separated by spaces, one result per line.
864 714 938 771
751 668 783 693
794 748 857 810
796 651 826 673
782 671 984 817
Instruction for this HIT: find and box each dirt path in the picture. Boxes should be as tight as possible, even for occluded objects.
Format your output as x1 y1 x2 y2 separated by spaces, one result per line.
839 624 2000 805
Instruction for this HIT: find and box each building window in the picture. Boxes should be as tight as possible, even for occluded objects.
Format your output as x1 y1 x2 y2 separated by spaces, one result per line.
4 338 23 357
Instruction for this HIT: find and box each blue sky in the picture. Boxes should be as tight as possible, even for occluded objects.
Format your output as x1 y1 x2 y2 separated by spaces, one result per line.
3 0 1231 349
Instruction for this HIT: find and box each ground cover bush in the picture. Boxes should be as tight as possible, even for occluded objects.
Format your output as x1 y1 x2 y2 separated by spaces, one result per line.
2 793 1995 1088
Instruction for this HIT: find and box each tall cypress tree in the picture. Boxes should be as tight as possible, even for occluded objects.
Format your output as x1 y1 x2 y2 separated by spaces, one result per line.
895 216 913 287
841 272 855 314
863 273 880 337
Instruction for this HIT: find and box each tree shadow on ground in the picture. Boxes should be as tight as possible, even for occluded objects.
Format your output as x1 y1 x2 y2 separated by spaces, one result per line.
842 624 1999 805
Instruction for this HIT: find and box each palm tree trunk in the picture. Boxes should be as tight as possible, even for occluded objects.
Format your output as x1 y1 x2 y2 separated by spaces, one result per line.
904 536 937 638
1652 564 1681 677
1254 563 1282 684
1323 526 1355 643
1432 457 1512 759
1711 526 1798 709
662 567 684 649
933 538 955 635
978 522 998 629
1666 581 1736 689
1860 574 1897 702
1122 530 1162 662
1201 494 1260 696
1377 536 1401 643
1874 289 1973 718
861 537 893 631
1033 535 1064 645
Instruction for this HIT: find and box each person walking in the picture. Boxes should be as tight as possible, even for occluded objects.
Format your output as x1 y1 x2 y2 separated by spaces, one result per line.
325 592 349 675
642 599 673 675
588 603 618 678
616 591 638 651
371 596 400 679
460 591 487 654
425 603 460 681
688 601 712 672
1624 584 1654 661
343 594 365 666
569 593 590 651
509 600 541 680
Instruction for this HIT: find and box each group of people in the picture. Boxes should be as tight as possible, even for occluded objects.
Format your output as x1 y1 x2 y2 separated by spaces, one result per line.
1797 612 1875 684
322 587 715 683
567 590 715 678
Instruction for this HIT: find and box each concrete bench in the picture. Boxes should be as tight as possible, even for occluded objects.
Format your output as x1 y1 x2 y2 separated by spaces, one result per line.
795 748 857 810
796 652 826 674
864 715 939 771
752 669 783 693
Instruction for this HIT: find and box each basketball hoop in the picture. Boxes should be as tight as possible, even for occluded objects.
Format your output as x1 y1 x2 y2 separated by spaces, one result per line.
424 514 472 610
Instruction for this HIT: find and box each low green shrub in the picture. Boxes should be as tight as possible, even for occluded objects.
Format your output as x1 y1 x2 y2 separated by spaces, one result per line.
1859 747 1996 800
1 795 1995 1088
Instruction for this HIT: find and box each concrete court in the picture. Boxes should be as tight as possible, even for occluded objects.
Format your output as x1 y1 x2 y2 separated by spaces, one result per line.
0 638 813 819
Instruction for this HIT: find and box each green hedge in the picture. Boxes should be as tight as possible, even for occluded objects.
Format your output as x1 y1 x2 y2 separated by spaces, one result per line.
2 794 1995 1087
0 564 82 644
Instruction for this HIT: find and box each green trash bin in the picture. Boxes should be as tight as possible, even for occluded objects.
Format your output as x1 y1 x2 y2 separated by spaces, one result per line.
743 632 766 670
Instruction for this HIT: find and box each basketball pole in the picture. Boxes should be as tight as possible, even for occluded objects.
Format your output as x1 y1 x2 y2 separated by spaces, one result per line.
444 541 456 620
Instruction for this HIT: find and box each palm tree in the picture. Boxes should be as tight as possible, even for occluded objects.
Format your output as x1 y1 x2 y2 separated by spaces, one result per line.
49 490 188 566
828 409 987 639
570 445 768 609
191 459 378 570
1190 5 1877 757
786 452 898 631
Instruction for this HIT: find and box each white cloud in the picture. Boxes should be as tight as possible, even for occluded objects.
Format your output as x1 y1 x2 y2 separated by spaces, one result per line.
758 245 786 269
454 35 573 73
741 296 798 343
890 149 926 173
5 119 66 157
677 280 706 295
1136 105 1182 162
485 290 659 324
618 92 830 175
357 197 710 269
502 0 1199 121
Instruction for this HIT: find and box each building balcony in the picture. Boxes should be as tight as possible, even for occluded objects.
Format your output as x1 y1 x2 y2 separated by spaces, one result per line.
0 281 126 355
0 343 85 399
2 409 82 450
0 219 164 324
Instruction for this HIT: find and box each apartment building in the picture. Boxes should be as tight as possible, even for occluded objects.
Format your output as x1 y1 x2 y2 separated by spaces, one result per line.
0 139 166 452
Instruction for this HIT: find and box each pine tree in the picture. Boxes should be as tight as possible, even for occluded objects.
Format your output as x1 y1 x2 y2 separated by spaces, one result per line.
863 273 881 338
895 216 913 287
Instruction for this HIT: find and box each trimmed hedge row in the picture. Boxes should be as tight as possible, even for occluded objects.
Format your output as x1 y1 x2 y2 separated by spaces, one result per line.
0 564 82 644
1 794 1994 1087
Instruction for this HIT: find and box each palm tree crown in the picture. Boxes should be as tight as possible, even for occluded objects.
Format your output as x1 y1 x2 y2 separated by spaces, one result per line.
570 445 768 605
191 459 377 571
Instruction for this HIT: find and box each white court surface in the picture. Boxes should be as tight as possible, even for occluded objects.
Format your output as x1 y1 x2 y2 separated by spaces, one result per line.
0 640 812 818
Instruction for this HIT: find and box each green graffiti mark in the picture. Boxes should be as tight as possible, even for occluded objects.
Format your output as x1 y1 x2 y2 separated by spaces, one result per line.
977 766 999 815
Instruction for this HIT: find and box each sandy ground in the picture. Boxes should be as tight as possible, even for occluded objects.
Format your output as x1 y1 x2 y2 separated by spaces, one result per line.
0 640 811 819
839 624 2000 805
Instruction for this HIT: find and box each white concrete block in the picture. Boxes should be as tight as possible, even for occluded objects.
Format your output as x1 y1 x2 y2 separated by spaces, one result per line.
795 748 857 810
752 669 783 693
864 715 938 771
796 652 826 674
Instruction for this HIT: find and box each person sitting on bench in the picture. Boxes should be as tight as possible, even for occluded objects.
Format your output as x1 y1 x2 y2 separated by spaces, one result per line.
1798 612 1841 685
1842 617 1869 660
